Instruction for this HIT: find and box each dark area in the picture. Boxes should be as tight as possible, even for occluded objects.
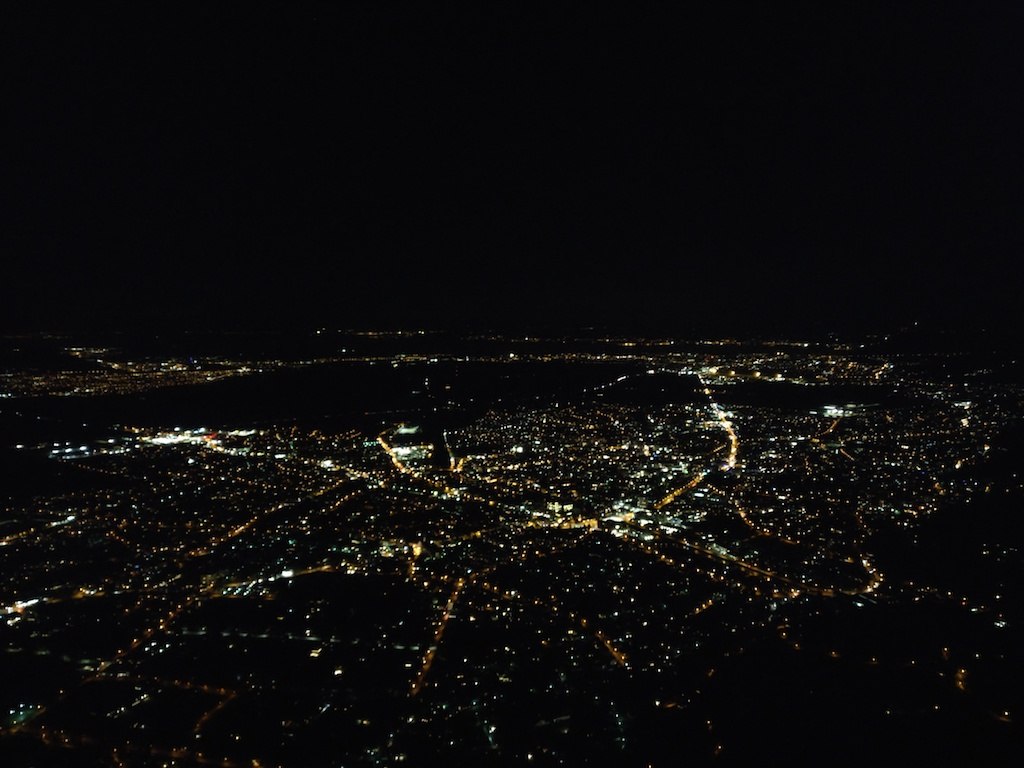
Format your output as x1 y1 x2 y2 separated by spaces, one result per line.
3 2 1023 339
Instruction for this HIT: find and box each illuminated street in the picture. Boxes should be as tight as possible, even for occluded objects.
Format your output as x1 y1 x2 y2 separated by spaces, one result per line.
1 330 1020 766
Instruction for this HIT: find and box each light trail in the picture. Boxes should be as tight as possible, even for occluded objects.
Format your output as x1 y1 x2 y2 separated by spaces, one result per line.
652 370 739 511
378 432 415 476
194 690 238 733
705 480 799 545
594 629 628 667
812 418 841 441
695 373 738 470
378 429 478 500
654 472 706 510
410 578 465 696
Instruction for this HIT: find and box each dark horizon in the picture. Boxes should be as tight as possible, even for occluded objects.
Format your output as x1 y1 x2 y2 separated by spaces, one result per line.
4 2 1023 339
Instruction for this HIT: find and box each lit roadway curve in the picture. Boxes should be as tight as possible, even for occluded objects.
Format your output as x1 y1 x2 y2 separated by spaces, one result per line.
648 370 880 596
653 371 737 511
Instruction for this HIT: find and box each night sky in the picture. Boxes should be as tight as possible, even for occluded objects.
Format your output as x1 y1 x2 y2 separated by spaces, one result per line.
4 2 1022 337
